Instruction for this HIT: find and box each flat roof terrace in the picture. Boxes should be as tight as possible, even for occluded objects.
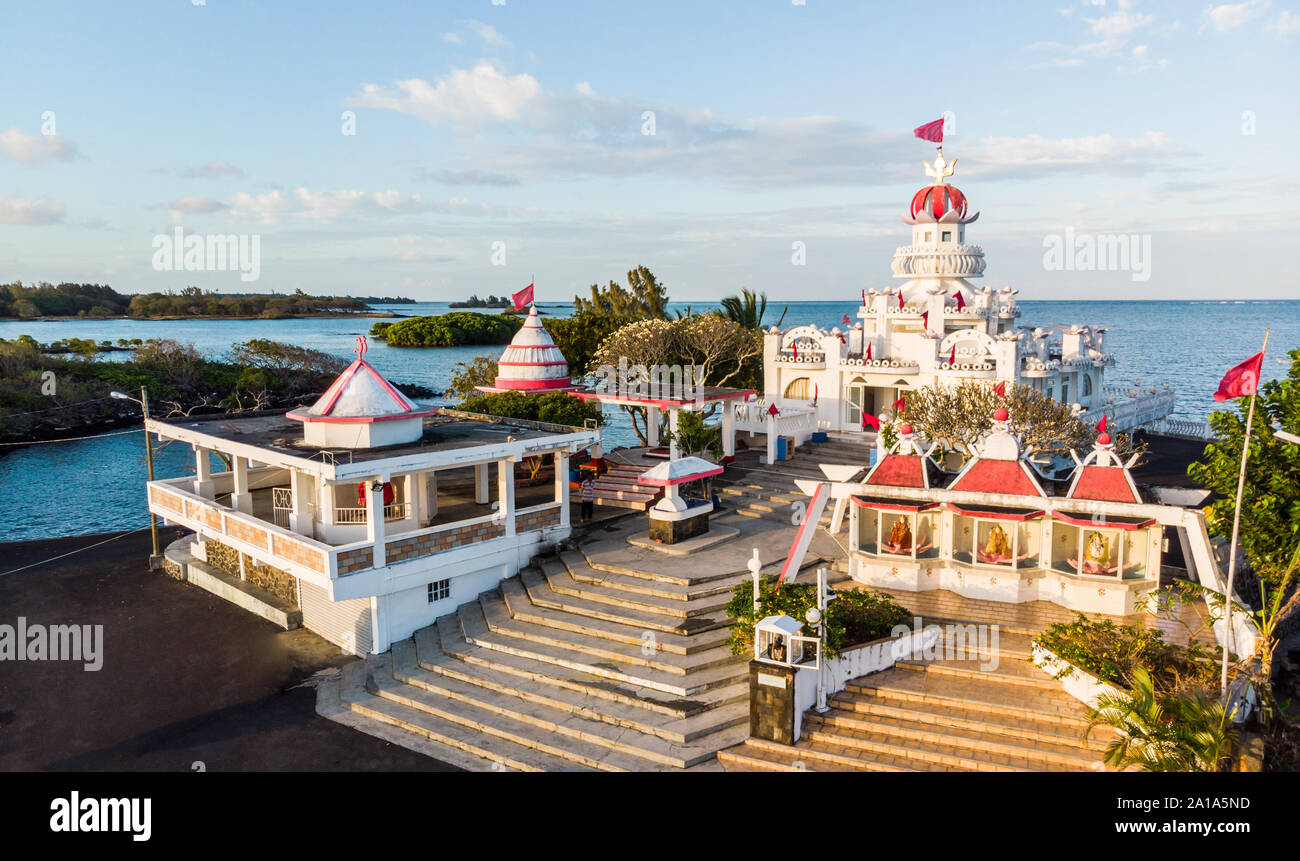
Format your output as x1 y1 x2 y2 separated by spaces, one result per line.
147 409 600 480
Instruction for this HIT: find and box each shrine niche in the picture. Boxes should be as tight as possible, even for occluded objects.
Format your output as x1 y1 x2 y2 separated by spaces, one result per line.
1051 511 1155 580
853 498 939 561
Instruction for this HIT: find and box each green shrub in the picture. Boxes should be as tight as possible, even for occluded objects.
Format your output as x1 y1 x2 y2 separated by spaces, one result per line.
1034 615 1218 693
458 391 602 428
725 575 913 658
379 312 523 347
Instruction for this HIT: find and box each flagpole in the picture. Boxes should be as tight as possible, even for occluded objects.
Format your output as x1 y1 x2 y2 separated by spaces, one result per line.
1220 328 1269 699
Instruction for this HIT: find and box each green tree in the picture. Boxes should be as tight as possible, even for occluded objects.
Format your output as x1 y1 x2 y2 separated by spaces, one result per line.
720 288 786 330
445 356 499 401
573 265 670 319
1189 347 1300 586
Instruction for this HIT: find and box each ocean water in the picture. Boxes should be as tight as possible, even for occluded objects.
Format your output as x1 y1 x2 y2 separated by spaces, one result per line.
1 300 1297 542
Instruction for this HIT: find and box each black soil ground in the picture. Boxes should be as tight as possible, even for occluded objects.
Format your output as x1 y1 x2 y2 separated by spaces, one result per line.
0 527 457 772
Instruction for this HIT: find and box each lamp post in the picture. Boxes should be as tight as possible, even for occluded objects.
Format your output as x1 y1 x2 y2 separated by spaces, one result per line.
111 387 161 569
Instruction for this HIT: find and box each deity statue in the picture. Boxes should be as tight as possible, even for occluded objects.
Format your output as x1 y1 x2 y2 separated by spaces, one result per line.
1068 531 1134 576
976 523 1027 565
881 516 932 555
770 634 787 664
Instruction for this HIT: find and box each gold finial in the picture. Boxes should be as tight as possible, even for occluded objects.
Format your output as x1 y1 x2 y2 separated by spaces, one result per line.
924 152 957 186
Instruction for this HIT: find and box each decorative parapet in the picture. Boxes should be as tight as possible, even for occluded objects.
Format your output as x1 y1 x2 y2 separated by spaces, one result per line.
516 503 563 533
890 244 986 278
839 357 920 371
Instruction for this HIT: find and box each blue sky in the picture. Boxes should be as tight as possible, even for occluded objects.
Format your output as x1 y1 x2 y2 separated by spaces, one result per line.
2 0 1297 301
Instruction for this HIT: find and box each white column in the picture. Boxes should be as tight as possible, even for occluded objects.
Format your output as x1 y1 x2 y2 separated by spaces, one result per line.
411 472 427 527
427 471 439 520
555 450 570 529
319 482 337 526
474 463 490 504
498 458 516 537
193 446 214 498
289 469 312 536
765 411 777 464
668 408 680 460
646 406 661 447
232 456 252 514
366 476 387 568
721 404 735 459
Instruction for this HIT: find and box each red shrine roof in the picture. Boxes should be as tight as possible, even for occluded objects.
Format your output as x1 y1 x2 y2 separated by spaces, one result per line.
910 184 968 220
949 458 1046 498
1068 464 1141 504
288 357 436 424
864 453 933 489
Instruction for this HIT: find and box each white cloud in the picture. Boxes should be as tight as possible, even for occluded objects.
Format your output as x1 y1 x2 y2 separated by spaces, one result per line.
1132 43 1149 56
1266 9 1300 34
350 64 542 127
219 187 502 224
0 128 79 164
169 195 227 214
1203 1 1267 32
0 193 65 225
968 131 1181 179
442 32 463 44
466 20 512 47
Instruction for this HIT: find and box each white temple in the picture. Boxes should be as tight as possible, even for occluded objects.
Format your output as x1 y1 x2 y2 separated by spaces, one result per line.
477 305 581 395
761 152 1175 435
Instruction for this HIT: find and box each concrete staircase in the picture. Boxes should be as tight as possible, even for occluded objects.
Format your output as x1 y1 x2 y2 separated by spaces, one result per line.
718 625 1112 772
325 548 767 770
588 462 661 510
717 438 874 527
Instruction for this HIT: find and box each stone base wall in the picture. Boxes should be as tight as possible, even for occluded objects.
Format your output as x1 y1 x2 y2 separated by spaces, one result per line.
203 540 299 608
649 509 710 544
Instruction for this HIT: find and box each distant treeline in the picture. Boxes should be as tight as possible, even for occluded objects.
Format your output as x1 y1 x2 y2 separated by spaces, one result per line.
352 295 417 304
1 282 407 319
450 294 511 308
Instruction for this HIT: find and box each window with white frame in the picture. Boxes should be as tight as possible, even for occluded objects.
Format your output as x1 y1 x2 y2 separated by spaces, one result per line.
428 579 451 603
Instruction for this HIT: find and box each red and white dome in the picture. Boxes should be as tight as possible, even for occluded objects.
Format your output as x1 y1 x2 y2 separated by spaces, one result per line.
479 305 580 394
910 184 968 220
288 339 435 448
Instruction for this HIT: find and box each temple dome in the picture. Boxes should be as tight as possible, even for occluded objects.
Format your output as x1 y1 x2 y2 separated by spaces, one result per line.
480 306 580 394
287 338 435 448
910 184 968 220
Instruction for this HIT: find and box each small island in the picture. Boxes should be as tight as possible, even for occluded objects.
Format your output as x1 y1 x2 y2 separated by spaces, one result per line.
449 293 512 309
369 311 524 347
0 282 408 320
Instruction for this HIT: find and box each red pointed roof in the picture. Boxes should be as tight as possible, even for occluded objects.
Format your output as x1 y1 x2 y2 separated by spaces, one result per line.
949 458 1046 497
1069 466 1141 504
865 454 929 489
288 358 436 424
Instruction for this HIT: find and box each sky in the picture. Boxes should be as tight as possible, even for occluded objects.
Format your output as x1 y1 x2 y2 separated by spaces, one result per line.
1 0 1298 302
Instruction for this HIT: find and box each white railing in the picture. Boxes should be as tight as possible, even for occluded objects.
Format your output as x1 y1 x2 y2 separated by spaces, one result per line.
1085 384 1176 430
1147 417 1214 441
334 502 410 524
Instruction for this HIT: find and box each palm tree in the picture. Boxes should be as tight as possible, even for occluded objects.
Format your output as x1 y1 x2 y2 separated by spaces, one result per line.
720 288 786 330
1085 668 1238 771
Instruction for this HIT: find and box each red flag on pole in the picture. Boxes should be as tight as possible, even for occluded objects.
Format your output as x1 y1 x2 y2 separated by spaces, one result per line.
767 403 780 417
512 282 535 310
865 342 872 360
813 384 818 406
921 311 928 329
993 380 1006 399
791 342 798 360
913 118 945 144
842 314 851 325
1213 352 1265 402
861 413 881 431
954 290 965 311
1097 415 1108 434
948 346 956 365
861 289 866 307
892 396 906 414
898 291 905 311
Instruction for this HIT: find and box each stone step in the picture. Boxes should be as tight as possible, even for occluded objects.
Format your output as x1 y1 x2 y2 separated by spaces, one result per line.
482 588 740 676
434 615 748 719
557 552 743 602
336 661 583 772
846 666 1092 725
826 687 1110 752
894 656 1062 690
458 599 744 698
720 737 926 772
413 626 748 744
805 708 1103 771
579 549 750 587
799 722 1095 772
521 568 730 635
500 575 731 655
388 639 744 768
539 562 732 620
365 654 643 771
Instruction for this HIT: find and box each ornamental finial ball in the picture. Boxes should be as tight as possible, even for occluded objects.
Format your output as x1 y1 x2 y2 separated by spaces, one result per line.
1097 432 1112 446
899 422 913 435
993 407 1009 422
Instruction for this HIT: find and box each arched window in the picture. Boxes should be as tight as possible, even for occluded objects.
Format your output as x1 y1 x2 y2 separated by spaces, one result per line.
1082 374 1093 397
784 377 811 400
